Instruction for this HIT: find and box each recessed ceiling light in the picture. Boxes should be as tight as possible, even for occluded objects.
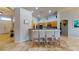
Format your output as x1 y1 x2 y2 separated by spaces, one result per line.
35 7 38 10
32 11 34 13
37 15 40 17
0 12 2 14
49 10 52 13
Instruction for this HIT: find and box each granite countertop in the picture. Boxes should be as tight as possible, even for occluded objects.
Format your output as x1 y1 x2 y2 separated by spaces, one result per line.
31 28 58 30
31 29 60 31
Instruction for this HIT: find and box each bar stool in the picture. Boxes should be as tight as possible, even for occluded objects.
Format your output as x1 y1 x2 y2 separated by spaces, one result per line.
31 30 40 47
46 30 59 47
45 30 54 47
52 31 60 47
39 30 46 47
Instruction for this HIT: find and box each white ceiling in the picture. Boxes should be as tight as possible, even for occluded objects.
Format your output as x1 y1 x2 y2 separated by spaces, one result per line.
0 7 79 18
23 7 74 18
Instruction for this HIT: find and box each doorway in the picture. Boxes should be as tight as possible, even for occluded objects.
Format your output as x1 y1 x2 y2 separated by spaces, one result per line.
60 20 68 36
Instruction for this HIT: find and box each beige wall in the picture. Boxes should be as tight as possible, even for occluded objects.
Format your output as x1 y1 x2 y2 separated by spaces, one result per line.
0 21 12 34
61 9 79 38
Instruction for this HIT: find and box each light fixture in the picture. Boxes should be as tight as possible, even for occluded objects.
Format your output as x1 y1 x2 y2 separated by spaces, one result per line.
1 17 11 21
49 10 52 13
0 12 3 14
32 11 34 13
35 7 38 10
37 15 40 17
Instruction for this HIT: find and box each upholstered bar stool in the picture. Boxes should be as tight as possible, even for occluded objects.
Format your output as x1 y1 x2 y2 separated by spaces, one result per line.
39 30 46 47
46 30 59 48
53 31 60 47
45 30 53 47
31 30 40 47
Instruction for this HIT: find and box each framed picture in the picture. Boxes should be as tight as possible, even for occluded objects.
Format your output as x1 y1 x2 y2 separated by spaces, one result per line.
74 20 79 28
24 20 29 24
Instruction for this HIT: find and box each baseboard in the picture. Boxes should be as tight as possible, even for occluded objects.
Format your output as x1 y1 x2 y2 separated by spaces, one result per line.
0 33 10 35
68 36 79 40
14 39 29 43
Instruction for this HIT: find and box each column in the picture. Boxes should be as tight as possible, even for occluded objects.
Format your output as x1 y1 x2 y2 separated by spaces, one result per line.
11 16 14 30
14 8 32 42
57 11 61 38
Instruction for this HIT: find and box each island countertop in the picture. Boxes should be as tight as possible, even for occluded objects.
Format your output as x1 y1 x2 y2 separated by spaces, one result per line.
29 29 60 40
31 29 60 31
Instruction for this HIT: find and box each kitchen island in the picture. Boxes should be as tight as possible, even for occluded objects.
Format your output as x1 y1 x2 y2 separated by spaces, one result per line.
30 29 60 40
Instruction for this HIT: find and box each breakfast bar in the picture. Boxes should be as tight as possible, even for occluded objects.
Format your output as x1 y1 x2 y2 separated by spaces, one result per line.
29 29 60 46
31 29 60 40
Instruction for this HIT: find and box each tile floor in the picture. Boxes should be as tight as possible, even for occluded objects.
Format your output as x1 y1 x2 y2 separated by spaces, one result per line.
0 35 79 51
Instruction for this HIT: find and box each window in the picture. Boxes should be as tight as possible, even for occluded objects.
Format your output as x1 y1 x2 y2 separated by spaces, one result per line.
0 17 11 21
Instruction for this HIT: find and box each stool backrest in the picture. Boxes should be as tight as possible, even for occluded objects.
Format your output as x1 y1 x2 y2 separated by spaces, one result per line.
39 30 46 38
46 30 55 38
32 30 39 39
